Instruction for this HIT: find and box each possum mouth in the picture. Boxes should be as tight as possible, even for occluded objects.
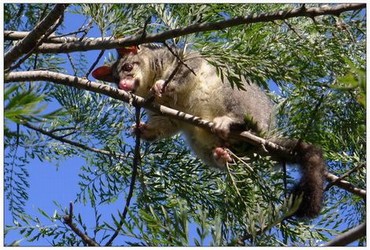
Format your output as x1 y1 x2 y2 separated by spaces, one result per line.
118 76 139 92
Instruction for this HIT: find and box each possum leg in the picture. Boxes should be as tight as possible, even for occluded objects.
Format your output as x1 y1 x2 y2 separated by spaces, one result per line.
210 115 238 166
133 112 180 141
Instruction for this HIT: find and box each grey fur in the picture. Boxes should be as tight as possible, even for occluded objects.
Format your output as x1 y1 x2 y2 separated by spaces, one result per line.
93 44 326 218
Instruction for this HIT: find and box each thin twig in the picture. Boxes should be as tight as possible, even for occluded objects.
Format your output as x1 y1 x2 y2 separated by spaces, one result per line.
140 16 152 41
105 106 141 246
86 49 106 78
78 18 94 41
157 60 182 96
144 42 196 102
49 126 77 133
66 52 78 76
21 121 127 161
63 202 100 246
163 41 197 76
281 19 304 40
302 93 325 137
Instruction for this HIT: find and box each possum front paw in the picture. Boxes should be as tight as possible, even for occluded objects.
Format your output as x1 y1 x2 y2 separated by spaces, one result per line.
212 147 233 167
150 79 166 97
132 122 159 141
212 116 235 140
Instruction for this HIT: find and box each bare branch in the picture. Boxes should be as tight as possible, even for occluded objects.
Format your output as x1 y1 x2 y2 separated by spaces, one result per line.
105 107 141 246
4 4 69 69
4 70 366 199
63 202 100 246
5 30 82 43
325 163 365 191
4 19 93 44
324 222 366 246
324 171 366 199
5 4 364 54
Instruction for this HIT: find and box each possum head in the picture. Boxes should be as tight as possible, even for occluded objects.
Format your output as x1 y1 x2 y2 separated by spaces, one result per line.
92 46 156 97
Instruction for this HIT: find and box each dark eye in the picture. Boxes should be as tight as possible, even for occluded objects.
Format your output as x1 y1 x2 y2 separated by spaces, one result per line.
122 63 133 72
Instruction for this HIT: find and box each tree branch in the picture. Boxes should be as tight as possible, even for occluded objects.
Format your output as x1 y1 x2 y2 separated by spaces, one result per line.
4 4 365 54
4 4 68 69
21 121 127 161
4 70 366 199
324 222 366 246
8 8 65 72
324 171 366 199
325 163 365 191
105 107 141 246
63 202 100 246
4 70 292 157
5 30 81 43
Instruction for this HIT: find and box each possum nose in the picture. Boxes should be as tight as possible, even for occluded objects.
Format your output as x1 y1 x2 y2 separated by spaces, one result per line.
118 78 136 91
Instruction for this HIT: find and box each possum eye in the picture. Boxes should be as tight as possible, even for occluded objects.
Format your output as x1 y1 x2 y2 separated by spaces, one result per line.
122 63 133 72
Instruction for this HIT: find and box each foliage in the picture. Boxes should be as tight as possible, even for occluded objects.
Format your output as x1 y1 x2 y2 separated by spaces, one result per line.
3 3 366 246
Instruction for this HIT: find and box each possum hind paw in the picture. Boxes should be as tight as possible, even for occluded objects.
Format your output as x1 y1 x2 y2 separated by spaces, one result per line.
212 147 233 168
131 122 158 141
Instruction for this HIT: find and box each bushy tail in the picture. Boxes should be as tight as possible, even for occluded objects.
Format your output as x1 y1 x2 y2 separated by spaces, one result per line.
292 142 326 218
271 138 326 218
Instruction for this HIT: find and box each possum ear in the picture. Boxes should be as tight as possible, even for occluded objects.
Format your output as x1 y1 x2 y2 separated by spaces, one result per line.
117 46 138 56
92 65 115 83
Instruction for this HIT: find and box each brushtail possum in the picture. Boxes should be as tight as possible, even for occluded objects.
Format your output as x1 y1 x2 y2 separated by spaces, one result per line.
92 44 325 218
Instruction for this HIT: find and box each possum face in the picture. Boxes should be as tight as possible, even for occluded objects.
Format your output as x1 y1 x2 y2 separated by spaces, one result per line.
92 46 156 98
114 48 159 98
113 55 142 92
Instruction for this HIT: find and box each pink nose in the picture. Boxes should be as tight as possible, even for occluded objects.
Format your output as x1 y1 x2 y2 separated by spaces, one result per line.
118 78 135 91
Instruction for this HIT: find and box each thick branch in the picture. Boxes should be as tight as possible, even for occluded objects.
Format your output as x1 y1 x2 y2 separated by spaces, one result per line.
6 3 364 54
4 4 68 69
324 222 366 246
4 70 291 157
4 70 366 199
5 30 83 43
